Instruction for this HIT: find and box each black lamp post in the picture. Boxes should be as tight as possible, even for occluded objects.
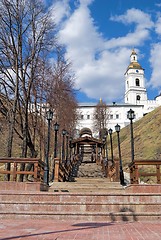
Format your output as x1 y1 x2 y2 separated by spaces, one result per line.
69 136 73 159
108 128 114 164
127 109 135 162
102 137 106 159
115 124 125 185
104 130 108 160
62 129 66 161
44 109 53 185
66 131 69 161
54 122 59 158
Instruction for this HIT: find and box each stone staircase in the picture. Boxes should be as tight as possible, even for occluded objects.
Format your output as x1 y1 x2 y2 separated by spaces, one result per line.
1 160 161 221
49 177 122 193
1 186 161 221
77 162 105 178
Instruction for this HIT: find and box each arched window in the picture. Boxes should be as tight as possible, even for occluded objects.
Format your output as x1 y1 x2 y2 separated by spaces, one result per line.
136 78 140 86
136 95 140 101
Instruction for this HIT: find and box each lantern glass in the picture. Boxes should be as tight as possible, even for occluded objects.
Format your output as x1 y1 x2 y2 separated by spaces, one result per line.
46 109 53 121
108 128 113 135
127 109 135 120
62 129 66 135
115 124 120 132
54 122 59 131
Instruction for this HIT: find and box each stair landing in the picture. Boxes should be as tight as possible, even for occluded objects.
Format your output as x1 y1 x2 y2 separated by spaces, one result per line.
49 177 122 193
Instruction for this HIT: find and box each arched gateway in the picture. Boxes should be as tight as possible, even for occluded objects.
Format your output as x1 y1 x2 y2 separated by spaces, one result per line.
72 134 103 163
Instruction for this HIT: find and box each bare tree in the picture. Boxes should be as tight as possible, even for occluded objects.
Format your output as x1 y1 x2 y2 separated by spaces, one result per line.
47 48 78 135
93 99 109 139
0 1 78 182
0 0 56 157
0 0 57 181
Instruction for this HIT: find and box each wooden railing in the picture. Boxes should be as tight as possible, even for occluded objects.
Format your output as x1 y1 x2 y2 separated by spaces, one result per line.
0 158 45 182
129 160 161 184
101 158 120 182
54 154 80 182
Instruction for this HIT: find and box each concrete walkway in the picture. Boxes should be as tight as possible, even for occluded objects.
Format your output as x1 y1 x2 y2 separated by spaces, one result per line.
1 219 161 240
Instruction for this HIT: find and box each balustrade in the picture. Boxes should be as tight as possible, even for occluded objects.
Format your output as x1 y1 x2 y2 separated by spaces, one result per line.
129 160 161 184
0 158 45 182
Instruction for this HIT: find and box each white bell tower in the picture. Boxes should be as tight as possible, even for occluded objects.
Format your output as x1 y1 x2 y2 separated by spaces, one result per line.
124 50 147 105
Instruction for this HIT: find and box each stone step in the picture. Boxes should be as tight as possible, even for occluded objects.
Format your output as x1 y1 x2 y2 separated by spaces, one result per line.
49 176 121 193
1 211 161 221
49 179 122 193
1 191 161 221
77 162 105 178
1 201 161 213
1 191 161 201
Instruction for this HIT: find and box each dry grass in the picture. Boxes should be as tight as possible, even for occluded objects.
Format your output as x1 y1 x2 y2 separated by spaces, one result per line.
108 106 161 167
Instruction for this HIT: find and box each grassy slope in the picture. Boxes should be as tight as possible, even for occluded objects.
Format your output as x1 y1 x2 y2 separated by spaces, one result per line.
110 106 161 167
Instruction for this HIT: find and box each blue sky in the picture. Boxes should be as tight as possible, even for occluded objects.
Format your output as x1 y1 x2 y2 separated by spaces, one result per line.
48 0 161 103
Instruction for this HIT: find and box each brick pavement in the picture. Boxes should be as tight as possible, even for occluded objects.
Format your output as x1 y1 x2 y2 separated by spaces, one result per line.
0 220 161 240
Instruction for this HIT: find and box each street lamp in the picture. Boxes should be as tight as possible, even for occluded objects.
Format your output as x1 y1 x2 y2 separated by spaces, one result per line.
44 109 53 185
103 130 108 160
62 129 66 162
102 136 106 159
66 131 69 161
115 124 125 185
54 122 59 158
127 109 135 162
108 128 114 164
69 136 73 159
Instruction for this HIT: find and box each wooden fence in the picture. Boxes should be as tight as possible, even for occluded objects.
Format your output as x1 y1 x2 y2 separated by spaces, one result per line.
129 160 161 184
0 158 45 182
54 154 80 182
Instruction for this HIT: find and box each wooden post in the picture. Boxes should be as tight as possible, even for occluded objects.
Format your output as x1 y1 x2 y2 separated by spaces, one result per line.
34 162 38 182
54 158 60 182
129 165 133 184
135 164 139 184
13 162 17 181
156 164 160 184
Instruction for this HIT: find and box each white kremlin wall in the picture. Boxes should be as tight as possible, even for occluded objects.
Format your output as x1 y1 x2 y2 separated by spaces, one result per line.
76 50 161 137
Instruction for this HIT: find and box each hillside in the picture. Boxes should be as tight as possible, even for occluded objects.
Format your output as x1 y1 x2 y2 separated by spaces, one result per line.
1 106 161 165
111 105 161 167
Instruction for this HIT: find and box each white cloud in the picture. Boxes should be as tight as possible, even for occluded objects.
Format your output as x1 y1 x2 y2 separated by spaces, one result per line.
155 16 161 35
51 0 71 25
79 0 94 6
105 29 149 49
149 43 161 88
155 3 161 8
107 8 154 49
110 8 154 30
55 2 155 102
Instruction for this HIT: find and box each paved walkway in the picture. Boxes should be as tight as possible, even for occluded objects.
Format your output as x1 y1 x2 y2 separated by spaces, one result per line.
1 220 161 240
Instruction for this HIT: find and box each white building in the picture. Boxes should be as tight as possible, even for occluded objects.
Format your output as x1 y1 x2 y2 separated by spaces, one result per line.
76 50 161 136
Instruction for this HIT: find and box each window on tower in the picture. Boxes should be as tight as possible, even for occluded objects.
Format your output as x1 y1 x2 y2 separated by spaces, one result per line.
136 95 141 101
136 78 140 86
